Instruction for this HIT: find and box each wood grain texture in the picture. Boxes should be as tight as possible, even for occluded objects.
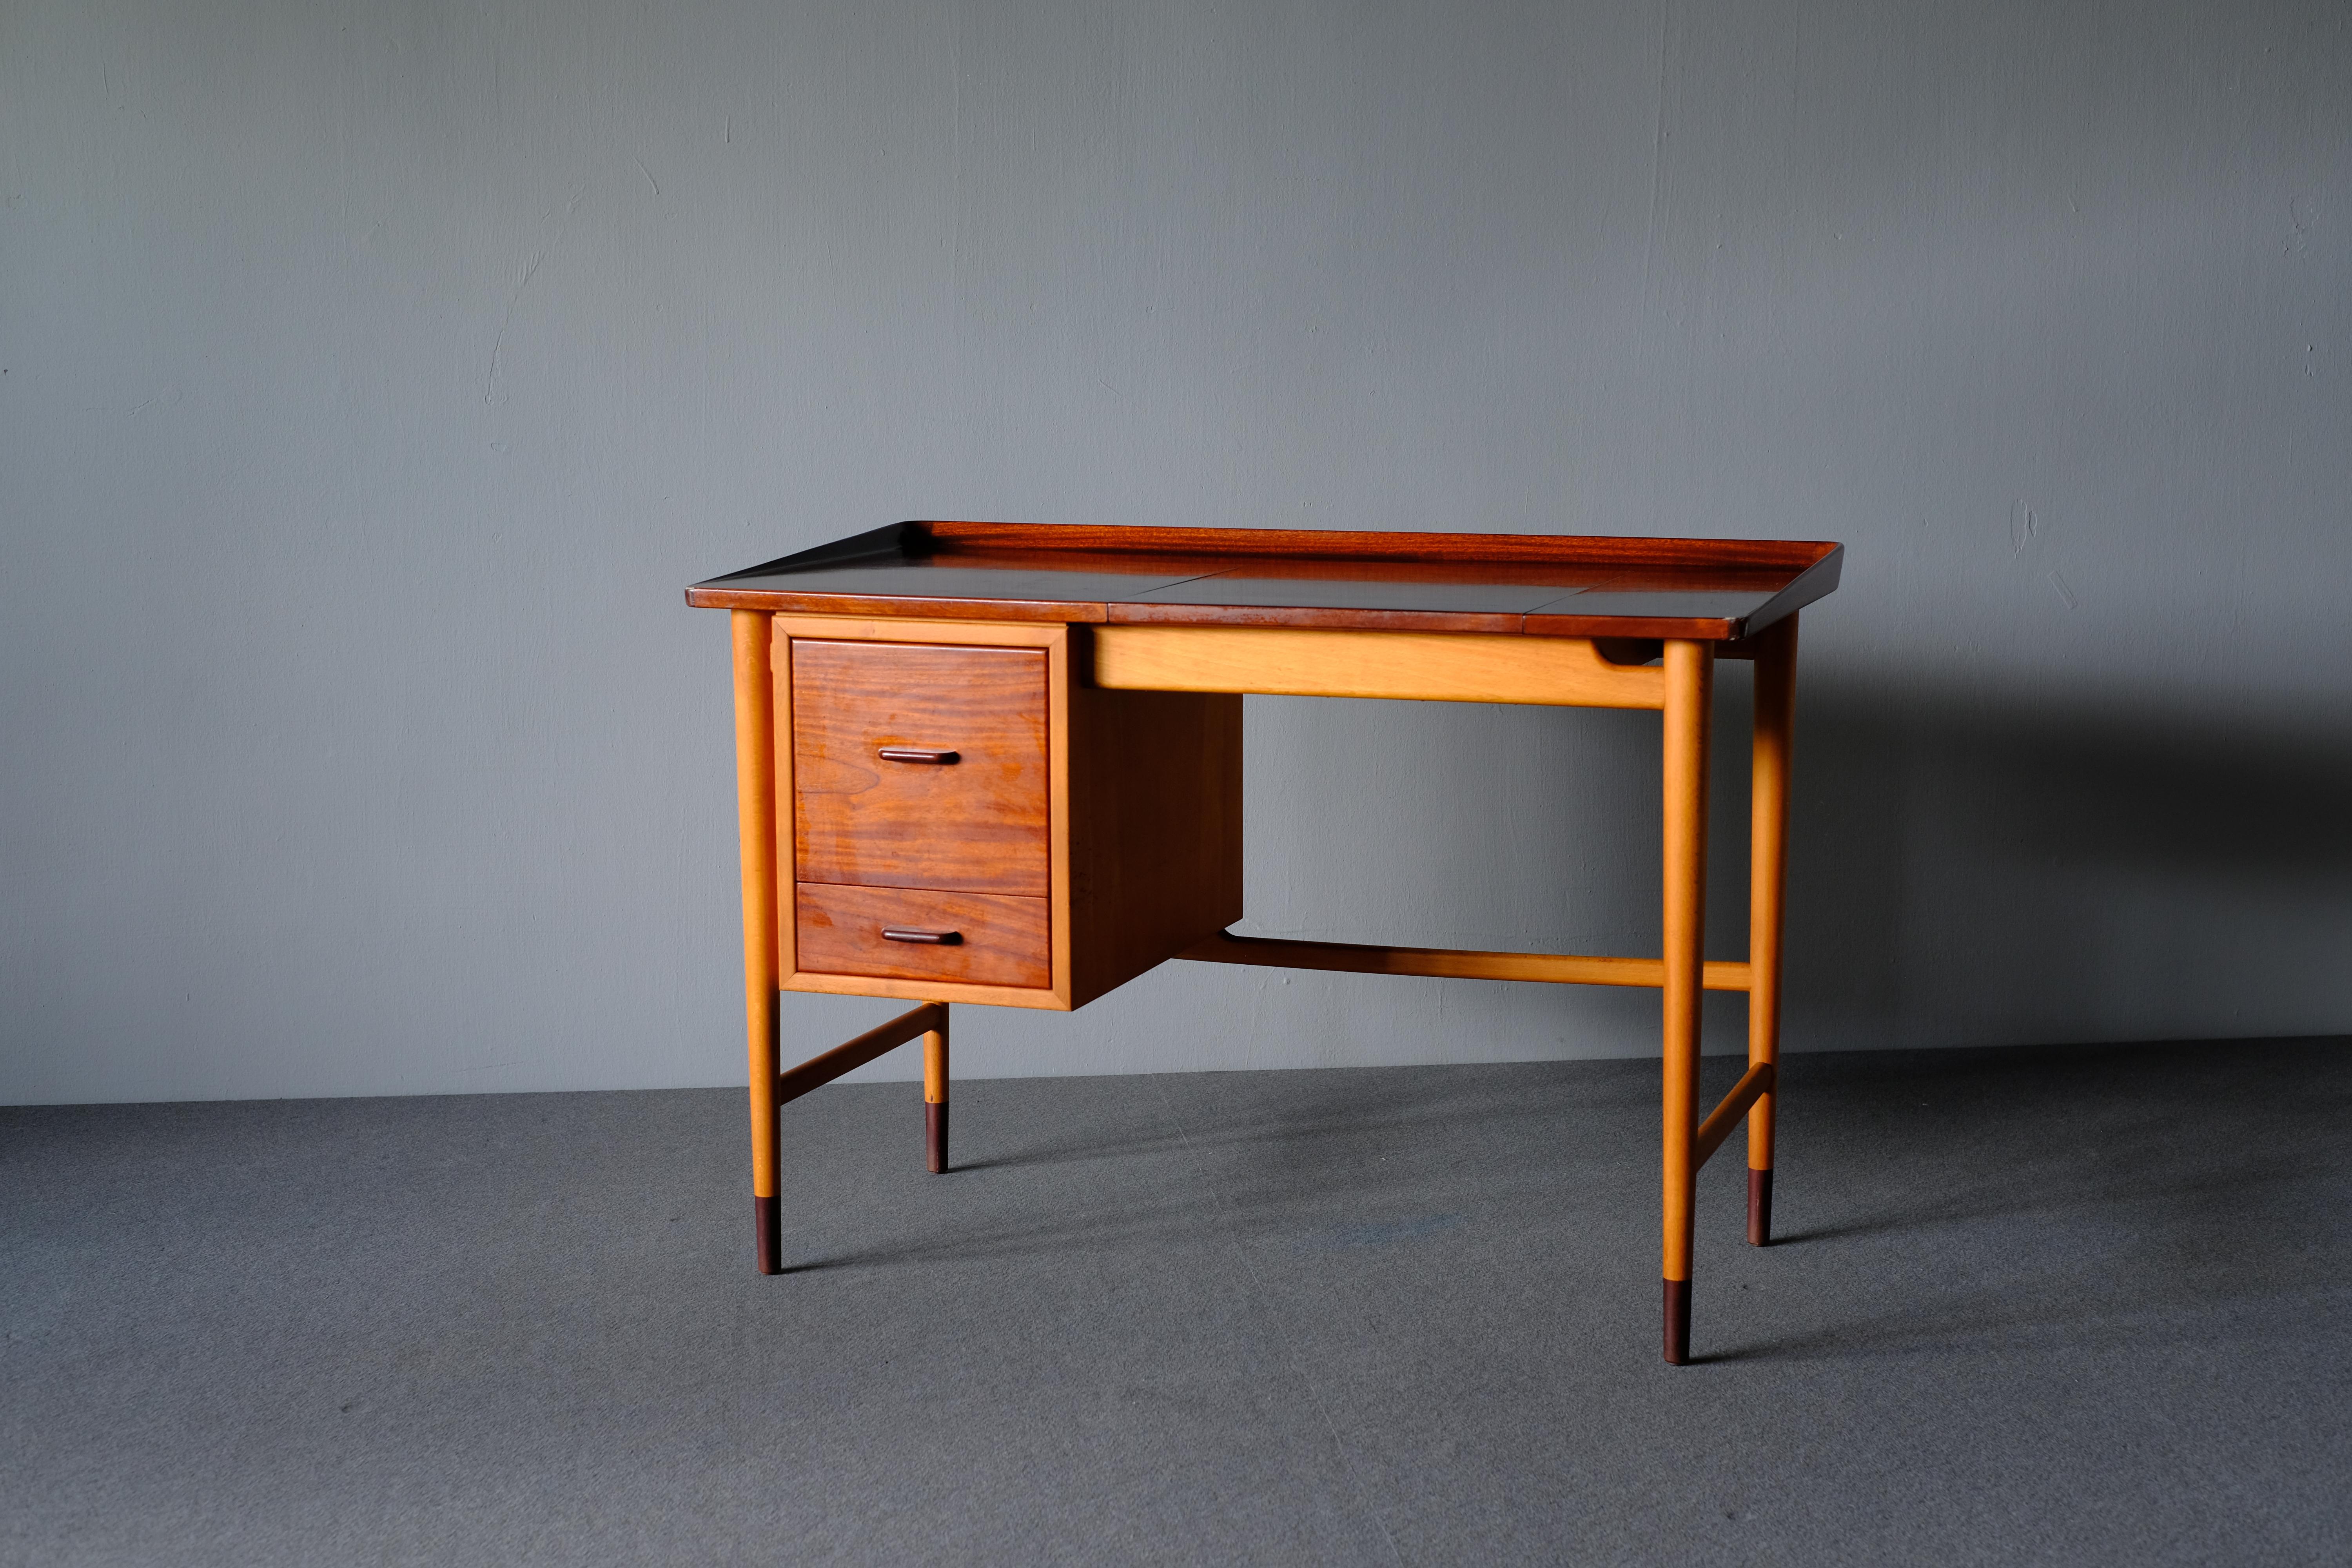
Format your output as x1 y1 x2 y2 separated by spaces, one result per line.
730 612 782 1230
1065 678 1245 1008
769 617 1064 988
923 1013 948 1105
1693 1061 1776 1171
775 628 1072 1011
701 535 1831 1360
696 586 1116 622
918 519 1837 571
796 882 1051 989
780 966 1073 1010
1046 632 1074 1007
768 629 798 983
768 617 1241 1011
792 639 1049 897
1180 930 1752 989
1660 639 1712 1296
924 1009 949 1173
1747 613 1797 1181
686 524 1844 641
774 1000 945 1107
696 517 1838 575
1514 609 1744 641
1090 626 1664 709
774 615 1069 649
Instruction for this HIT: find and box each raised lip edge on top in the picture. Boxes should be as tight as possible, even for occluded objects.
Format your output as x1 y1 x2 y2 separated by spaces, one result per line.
688 521 1844 642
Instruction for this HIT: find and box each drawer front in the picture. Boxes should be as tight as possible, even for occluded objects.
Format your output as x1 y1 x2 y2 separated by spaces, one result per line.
792 639 1049 897
796 882 1051 989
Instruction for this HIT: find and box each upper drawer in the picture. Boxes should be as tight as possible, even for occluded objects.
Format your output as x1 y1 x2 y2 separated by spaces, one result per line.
791 639 1050 897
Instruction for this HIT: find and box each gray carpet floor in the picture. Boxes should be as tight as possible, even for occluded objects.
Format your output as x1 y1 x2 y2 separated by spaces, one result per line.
5 1039 2350 1566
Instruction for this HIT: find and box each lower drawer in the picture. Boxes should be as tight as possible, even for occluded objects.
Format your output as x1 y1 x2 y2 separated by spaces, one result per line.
795 882 1051 989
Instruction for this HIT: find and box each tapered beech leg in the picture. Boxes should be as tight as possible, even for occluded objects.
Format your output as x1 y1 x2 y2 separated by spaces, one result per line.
1661 640 1712 1365
1746 614 1796 1247
732 610 784 1275
924 1009 951 1174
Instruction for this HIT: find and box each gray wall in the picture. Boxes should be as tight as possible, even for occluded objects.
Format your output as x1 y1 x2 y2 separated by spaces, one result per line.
4 0 2347 1104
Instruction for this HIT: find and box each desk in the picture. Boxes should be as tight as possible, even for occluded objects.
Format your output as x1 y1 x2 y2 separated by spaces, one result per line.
688 521 1842 1364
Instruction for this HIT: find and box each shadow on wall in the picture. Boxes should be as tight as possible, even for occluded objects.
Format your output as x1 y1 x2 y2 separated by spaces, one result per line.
1787 676 2352 1052
1226 670 2349 1062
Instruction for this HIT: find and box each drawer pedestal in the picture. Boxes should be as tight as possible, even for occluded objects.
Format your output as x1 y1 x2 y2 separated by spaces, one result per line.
773 615 1242 1012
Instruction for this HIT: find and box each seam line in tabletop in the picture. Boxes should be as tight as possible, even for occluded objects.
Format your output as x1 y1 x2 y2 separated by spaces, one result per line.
1519 587 1589 624
1100 566 1236 608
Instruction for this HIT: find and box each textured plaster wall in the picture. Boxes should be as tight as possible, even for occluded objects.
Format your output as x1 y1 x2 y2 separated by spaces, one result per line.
3 0 2347 1102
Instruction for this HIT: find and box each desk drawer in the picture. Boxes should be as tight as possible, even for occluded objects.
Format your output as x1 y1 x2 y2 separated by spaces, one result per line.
796 882 1051 989
792 639 1049 897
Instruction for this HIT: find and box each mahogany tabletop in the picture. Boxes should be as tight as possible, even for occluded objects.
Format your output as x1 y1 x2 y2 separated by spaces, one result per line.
686 520 1842 642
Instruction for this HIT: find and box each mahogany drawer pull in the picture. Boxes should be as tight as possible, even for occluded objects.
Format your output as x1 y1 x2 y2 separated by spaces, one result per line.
877 746 960 765
881 927 963 945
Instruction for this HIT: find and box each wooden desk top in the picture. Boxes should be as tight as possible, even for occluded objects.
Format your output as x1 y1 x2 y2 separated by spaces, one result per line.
687 521 1842 641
